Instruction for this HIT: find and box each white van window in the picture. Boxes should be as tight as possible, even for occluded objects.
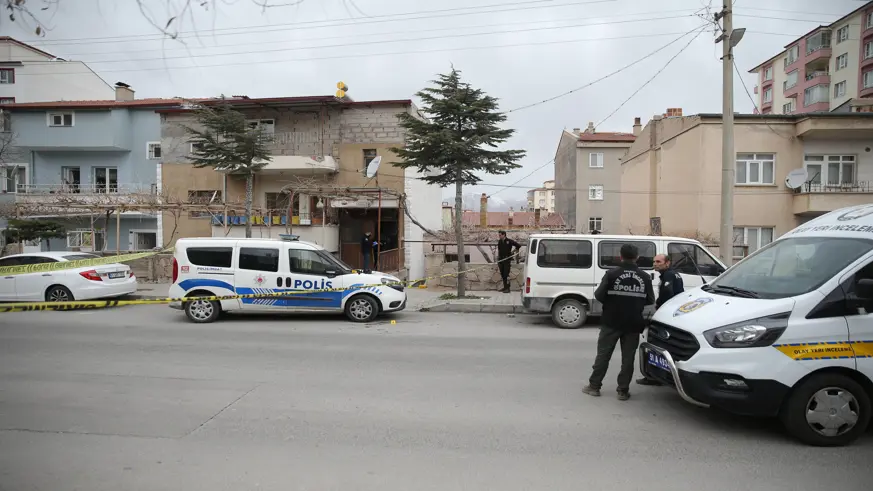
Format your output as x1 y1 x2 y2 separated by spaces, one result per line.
598 241 656 269
289 249 334 275
707 237 873 299
667 243 724 277
238 247 279 273
537 239 592 269
186 247 233 268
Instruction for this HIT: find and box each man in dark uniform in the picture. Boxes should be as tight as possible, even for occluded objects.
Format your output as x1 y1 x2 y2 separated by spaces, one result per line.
637 253 685 386
361 232 374 271
582 243 655 401
496 230 521 293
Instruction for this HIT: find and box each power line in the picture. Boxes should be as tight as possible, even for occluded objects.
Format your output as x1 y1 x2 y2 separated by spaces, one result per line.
732 59 794 140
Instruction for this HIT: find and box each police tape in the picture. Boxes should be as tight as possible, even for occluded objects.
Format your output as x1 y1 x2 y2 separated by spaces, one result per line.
0 252 522 313
0 248 173 277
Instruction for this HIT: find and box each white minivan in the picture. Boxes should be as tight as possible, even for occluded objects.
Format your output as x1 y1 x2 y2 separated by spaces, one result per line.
639 204 873 446
168 235 407 323
521 234 727 328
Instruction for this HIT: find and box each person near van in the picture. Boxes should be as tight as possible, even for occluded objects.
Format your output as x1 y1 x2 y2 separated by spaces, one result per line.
582 243 655 400
636 253 684 386
361 232 374 271
496 230 521 293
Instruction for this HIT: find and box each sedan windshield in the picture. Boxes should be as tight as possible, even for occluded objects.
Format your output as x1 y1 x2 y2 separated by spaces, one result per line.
707 237 873 299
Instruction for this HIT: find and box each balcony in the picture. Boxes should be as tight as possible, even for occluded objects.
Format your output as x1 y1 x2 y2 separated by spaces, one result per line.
805 70 830 83
792 181 873 216
254 155 338 175
783 79 800 98
13 184 157 209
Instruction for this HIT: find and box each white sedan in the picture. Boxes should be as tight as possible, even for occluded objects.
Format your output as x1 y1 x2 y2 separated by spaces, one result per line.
0 252 137 302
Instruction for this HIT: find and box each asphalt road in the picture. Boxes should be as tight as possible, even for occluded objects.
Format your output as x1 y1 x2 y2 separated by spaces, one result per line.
0 307 869 491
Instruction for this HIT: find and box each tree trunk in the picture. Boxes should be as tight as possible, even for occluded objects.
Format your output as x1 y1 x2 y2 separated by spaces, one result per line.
454 179 466 297
244 173 254 238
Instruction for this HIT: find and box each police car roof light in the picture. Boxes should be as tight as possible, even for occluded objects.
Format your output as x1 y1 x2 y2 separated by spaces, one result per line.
279 234 300 241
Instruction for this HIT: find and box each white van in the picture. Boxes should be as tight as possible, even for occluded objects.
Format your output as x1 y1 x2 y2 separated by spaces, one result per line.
168 235 407 323
521 234 727 328
639 204 873 446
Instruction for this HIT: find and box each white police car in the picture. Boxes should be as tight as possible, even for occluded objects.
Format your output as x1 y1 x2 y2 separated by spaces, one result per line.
168 235 406 323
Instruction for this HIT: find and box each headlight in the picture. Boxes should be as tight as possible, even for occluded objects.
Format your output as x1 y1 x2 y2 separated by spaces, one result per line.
381 277 402 286
703 313 790 348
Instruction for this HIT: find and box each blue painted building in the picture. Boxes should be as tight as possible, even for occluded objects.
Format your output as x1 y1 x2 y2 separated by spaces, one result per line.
1 91 183 252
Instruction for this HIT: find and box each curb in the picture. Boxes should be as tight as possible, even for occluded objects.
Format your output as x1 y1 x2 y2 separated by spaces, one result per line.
417 303 529 314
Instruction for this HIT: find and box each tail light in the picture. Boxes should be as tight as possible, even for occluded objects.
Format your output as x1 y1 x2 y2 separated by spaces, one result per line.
172 257 179 283
525 277 531 294
80 270 102 282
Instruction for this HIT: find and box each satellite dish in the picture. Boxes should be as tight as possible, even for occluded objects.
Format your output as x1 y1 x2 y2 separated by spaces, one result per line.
785 168 809 190
365 156 382 178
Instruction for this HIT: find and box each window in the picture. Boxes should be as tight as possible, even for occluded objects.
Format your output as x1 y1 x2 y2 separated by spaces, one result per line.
763 66 773 81
363 149 377 171
735 153 775 185
0 68 13 84
147 142 162 160
537 239 592 269
93 167 118 193
782 101 795 114
588 185 603 200
804 155 855 186
762 88 773 103
834 81 847 98
589 152 604 168
47 112 74 127
733 226 774 259
289 249 335 276
785 70 798 89
1 165 25 193
61 166 81 192
667 243 725 277
804 84 829 106
865 70 873 89
238 247 279 272
246 119 275 135
186 247 233 268
588 217 602 232
63 254 99 261
836 53 848 71
188 190 221 218
189 142 204 154
15 256 58 265
837 25 849 43
67 229 102 249
867 12 873 29
785 45 799 67
265 192 294 215
0 98 13 104
712 237 872 300
0 110 9 132
598 241 656 269
806 30 831 54
866 41 873 60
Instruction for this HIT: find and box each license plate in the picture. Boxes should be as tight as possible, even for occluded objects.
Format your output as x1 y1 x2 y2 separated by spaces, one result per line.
108 272 125 279
646 351 671 371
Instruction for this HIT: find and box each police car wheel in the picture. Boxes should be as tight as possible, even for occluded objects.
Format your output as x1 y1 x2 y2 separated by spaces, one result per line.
345 294 379 323
184 298 221 324
780 373 871 447
551 298 587 329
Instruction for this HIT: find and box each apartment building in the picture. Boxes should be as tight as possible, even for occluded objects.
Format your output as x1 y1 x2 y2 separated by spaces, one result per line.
553 120 638 233
749 1 873 114
0 37 115 103
620 112 873 260
1 85 181 252
526 180 556 213
158 95 442 280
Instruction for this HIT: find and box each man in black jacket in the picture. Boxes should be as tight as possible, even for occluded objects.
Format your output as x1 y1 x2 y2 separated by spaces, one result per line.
361 232 374 272
582 243 655 400
496 230 521 293
636 253 685 386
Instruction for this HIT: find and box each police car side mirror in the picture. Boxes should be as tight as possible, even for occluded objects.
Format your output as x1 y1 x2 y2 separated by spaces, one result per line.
325 270 337 278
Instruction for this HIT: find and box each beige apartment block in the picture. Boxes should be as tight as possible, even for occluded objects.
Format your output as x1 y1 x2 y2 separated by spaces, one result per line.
553 120 638 233
620 112 873 259
526 179 556 213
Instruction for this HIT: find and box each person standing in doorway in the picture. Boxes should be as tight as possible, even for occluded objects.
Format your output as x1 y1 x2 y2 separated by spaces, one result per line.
361 232 374 272
496 230 521 293
582 243 655 401
636 253 685 386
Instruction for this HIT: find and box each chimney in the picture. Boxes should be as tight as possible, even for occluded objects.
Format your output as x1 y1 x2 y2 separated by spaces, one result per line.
480 193 488 228
534 208 541 228
508 207 514 227
584 122 595 134
633 117 642 136
115 82 134 101
572 127 581 135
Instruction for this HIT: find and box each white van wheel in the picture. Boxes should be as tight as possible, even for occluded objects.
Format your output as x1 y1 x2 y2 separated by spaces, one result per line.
345 294 379 323
184 297 221 324
780 373 871 447
551 298 587 329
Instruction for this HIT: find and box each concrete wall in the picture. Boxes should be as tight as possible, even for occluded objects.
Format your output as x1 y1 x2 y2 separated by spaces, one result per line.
553 131 577 230
576 143 628 234
41 215 158 251
0 48 114 103
424 252 524 290
831 11 862 110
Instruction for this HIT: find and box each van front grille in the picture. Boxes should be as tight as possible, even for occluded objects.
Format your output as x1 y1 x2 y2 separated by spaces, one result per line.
647 321 700 361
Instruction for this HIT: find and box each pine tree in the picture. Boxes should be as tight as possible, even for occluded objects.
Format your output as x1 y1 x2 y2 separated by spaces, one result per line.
182 96 273 238
393 68 525 297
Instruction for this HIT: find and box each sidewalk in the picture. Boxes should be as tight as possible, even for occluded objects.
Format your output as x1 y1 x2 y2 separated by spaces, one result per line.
131 283 525 314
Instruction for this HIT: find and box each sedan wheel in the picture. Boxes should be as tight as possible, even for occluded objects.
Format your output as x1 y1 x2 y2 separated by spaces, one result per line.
45 286 74 302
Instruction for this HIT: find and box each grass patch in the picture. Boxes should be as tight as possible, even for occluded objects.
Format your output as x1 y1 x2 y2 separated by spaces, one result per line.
438 293 486 300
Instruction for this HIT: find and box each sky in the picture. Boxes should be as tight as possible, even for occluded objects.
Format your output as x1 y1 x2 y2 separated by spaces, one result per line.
6 0 868 204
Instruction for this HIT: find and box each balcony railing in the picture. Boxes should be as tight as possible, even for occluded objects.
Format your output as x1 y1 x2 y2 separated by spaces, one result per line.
795 181 873 193
806 70 829 81
13 184 157 195
208 211 340 225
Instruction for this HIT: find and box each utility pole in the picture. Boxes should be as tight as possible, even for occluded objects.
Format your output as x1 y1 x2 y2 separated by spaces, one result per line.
715 3 744 267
